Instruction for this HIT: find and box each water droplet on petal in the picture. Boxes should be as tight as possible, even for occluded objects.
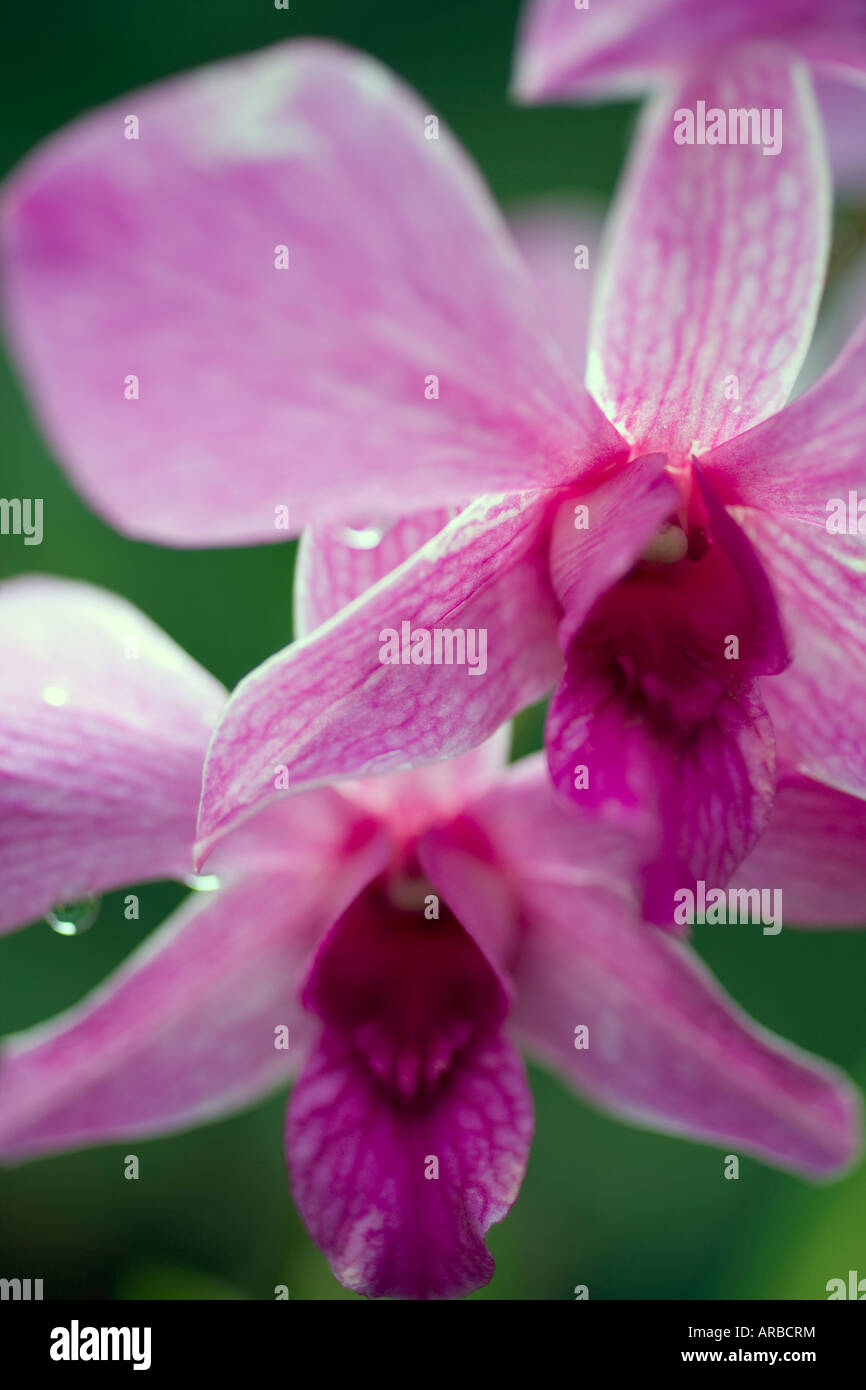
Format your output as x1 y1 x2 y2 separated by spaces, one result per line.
340 522 387 550
183 873 221 892
45 896 100 936
42 685 68 707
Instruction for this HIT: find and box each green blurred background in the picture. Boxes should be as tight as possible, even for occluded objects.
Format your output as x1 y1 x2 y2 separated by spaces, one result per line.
1 0 864 1301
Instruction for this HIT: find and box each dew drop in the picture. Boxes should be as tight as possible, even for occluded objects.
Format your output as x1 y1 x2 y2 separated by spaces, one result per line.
340 522 387 550
45 896 100 936
183 873 221 892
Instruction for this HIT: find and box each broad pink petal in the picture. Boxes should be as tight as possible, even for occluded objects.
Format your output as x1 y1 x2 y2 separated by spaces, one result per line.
705 317 866 524
296 509 512 815
1 41 621 546
0 795 388 1160
509 199 604 379
734 774 866 926
510 880 860 1176
287 1025 532 1299
588 51 830 459
512 0 866 102
0 576 225 935
197 495 562 856
738 511 866 796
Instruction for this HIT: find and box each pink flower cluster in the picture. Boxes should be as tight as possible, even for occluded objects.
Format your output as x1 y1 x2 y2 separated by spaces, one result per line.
1 3 865 1298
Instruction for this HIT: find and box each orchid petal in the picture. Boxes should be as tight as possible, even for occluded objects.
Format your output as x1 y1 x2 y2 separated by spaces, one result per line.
511 879 860 1176
513 0 685 102
738 511 866 796
546 664 777 925
417 816 522 986
548 480 787 923
512 0 866 102
287 1025 532 1299
464 750 638 898
0 795 387 1160
197 495 562 856
294 510 455 638
296 509 514 816
734 774 866 926
340 730 512 844
0 576 225 935
548 453 678 650
705 316 866 524
1 41 620 545
588 52 830 459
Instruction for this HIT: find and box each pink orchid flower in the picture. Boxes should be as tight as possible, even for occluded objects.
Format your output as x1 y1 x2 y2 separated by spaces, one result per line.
2 43 864 920
0 539 862 1300
512 0 866 192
